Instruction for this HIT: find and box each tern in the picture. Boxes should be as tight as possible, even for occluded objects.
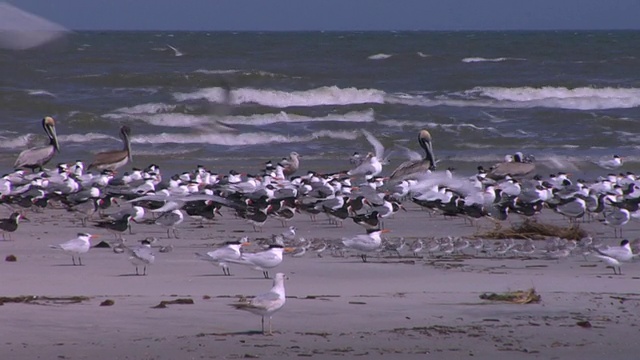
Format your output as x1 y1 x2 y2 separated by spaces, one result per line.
195 237 250 276
227 244 290 279
593 239 633 275
124 238 155 275
49 233 99 266
341 229 390 262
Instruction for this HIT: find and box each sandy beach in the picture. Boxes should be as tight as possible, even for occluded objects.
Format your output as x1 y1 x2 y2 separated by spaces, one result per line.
1 191 639 360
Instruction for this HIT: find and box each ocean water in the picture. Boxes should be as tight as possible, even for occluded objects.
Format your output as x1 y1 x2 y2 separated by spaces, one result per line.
1 31 639 178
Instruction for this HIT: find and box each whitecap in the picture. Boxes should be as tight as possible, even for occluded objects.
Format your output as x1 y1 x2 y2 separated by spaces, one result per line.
0 134 33 149
110 103 177 115
58 133 117 143
173 86 386 108
131 130 359 146
27 89 56 97
368 53 392 60
461 57 526 63
470 86 640 110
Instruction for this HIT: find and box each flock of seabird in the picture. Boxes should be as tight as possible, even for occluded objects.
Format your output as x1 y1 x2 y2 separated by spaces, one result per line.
2 116 637 334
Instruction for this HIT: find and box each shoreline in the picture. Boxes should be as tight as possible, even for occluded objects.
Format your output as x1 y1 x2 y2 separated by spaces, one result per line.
1 198 639 359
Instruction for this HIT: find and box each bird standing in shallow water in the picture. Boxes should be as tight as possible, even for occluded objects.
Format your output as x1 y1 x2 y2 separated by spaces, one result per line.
230 272 287 335
14 116 60 172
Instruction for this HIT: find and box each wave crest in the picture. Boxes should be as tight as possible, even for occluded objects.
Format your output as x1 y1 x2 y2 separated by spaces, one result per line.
173 86 386 108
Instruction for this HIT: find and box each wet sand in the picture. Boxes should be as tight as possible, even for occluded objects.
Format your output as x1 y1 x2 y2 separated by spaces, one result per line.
1 199 639 360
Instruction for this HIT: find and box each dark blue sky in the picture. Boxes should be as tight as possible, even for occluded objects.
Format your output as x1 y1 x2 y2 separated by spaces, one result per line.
8 0 640 31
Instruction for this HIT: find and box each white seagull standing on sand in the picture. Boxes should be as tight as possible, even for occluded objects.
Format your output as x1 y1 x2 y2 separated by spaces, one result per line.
49 233 99 266
230 272 287 335
593 239 634 275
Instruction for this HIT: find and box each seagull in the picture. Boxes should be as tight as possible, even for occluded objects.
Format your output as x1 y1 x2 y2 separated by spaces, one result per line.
195 237 250 276
154 209 184 238
124 238 155 275
166 44 184 57
49 233 99 266
230 272 287 335
594 239 633 275
602 206 630 238
88 125 132 172
595 155 623 170
14 116 60 172
281 152 300 177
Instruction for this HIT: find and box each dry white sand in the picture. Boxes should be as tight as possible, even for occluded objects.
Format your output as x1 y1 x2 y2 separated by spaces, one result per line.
1 200 639 360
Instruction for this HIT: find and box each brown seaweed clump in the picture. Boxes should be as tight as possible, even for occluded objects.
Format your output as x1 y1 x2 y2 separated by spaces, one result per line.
478 219 587 240
152 298 194 309
479 288 541 304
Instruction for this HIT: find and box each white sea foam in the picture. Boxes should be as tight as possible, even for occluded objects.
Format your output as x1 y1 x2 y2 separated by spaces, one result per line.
470 86 640 110
110 103 177 115
111 109 374 128
386 86 640 110
368 53 392 60
58 133 117 143
173 86 386 107
0 134 32 149
461 57 525 63
417 52 430 58
131 130 358 146
193 69 285 77
218 109 375 126
27 89 56 97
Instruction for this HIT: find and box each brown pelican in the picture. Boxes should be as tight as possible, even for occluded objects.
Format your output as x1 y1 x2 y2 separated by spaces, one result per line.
88 125 132 171
14 116 60 172
388 130 436 182
486 152 536 180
